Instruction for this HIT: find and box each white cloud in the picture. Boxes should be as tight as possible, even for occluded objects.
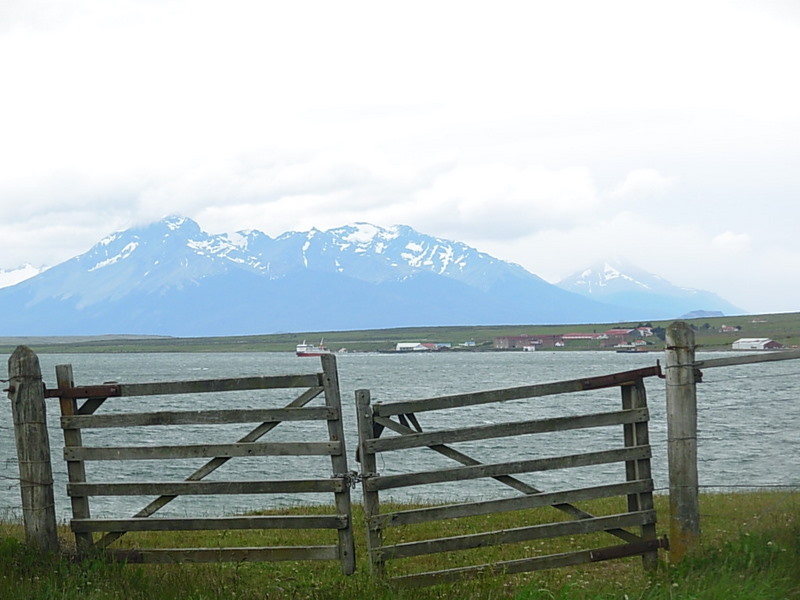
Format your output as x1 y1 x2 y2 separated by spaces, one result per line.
607 169 674 203
711 231 752 254
1 0 800 314
409 165 600 240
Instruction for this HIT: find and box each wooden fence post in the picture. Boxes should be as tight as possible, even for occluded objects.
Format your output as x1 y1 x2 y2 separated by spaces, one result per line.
354 388 384 577
665 321 700 560
320 354 356 575
55 363 94 553
7 346 59 553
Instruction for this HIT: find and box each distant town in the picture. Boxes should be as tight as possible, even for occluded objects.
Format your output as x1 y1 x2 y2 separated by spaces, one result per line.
392 322 786 353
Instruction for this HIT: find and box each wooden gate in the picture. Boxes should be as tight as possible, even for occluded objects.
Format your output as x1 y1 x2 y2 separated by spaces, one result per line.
47 354 355 573
355 366 668 587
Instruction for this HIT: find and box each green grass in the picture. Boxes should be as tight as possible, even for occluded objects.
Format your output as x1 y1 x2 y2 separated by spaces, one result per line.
1 492 798 599
3 311 800 354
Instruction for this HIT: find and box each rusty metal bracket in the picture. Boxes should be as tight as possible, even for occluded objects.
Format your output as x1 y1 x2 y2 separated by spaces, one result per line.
44 384 121 399
579 365 662 390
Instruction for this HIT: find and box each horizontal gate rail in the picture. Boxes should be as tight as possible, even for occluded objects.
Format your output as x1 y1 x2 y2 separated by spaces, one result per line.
371 366 661 417
61 406 335 428
694 347 800 369
45 374 323 399
377 509 657 561
68 478 345 496
391 538 667 589
53 354 356 574
64 440 342 460
108 545 341 564
371 479 654 528
366 446 651 492
356 367 663 586
366 408 649 452
71 514 349 533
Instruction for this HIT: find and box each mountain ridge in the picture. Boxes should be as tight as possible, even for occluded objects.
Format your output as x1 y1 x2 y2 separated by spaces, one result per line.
0 217 739 336
556 257 743 318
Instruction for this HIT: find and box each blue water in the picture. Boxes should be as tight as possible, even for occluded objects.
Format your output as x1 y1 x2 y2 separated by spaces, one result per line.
2 350 798 521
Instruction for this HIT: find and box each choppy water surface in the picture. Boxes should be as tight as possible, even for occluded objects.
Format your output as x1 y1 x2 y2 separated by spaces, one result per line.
2 350 798 521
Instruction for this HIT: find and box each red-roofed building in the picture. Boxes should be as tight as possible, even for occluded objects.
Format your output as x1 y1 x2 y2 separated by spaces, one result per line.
605 328 635 336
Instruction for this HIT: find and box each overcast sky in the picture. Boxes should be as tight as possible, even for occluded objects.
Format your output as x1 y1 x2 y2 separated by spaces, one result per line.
1 0 799 314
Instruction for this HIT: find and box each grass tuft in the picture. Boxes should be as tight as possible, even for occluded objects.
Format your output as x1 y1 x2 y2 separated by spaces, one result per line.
1 492 798 599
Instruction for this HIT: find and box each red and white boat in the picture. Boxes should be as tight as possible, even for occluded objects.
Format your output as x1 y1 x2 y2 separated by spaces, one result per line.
296 340 331 357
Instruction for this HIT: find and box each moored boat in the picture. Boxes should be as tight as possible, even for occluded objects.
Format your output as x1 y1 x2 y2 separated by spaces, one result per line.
296 340 331 357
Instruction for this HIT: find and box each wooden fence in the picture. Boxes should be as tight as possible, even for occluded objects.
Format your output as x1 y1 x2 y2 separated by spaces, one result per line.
33 350 355 573
664 321 800 560
11 322 796 582
354 366 669 588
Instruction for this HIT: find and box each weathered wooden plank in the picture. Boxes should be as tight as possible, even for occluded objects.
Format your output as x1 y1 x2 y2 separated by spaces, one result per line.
372 479 654 528
390 538 668 588
56 364 93 552
108 545 340 564
356 389 386 576
320 354 357 576
71 514 348 532
77 397 107 415
45 384 119 400
64 440 342 461
366 446 651 492
69 478 344 496
696 348 800 369
8 346 59 553
366 408 649 453
95 385 325 550
666 322 700 562
379 510 656 560
373 414 644 545
622 380 658 570
47 375 323 399
120 375 323 396
61 407 335 429
356 390 386 577
372 366 661 417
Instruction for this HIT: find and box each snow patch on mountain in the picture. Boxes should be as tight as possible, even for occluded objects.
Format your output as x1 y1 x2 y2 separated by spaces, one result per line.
342 223 380 244
165 216 189 230
99 233 121 247
599 262 650 289
402 244 425 267
89 242 139 271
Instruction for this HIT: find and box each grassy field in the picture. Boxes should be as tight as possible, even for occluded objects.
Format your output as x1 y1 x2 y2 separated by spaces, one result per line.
2 311 800 354
1 491 798 599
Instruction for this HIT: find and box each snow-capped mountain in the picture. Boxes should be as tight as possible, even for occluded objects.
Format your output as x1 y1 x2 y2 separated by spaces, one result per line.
0 216 636 336
557 258 742 318
0 219 742 336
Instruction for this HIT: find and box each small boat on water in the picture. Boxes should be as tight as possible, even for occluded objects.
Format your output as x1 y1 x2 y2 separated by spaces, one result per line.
296 340 331 357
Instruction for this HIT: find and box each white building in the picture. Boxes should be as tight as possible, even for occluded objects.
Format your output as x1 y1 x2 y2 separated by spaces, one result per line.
731 338 783 351
396 342 428 352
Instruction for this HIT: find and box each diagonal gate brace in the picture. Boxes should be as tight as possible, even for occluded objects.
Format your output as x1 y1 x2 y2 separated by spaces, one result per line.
371 413 643 544
95 385 325 550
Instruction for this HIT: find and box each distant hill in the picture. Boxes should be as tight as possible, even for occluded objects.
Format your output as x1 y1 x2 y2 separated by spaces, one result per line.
681 310 725 319
0 217 639 336
557 258 743 319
